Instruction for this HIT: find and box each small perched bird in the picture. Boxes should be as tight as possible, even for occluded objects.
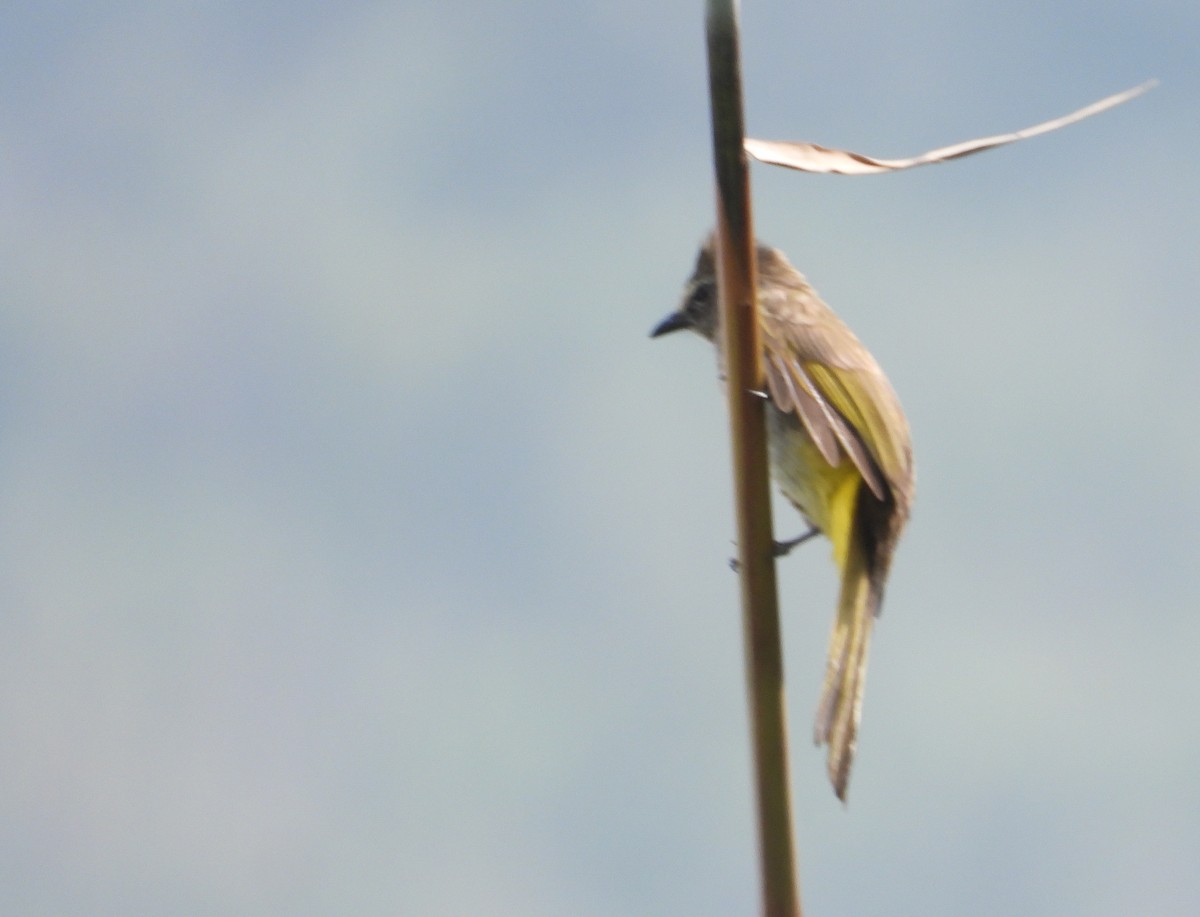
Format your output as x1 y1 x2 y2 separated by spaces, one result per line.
651 235 914 800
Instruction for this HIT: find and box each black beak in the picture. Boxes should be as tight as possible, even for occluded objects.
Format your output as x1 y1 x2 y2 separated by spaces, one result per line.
650 310 690 338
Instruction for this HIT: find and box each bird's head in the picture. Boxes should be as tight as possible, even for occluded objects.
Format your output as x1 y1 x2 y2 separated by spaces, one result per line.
650 238 719 342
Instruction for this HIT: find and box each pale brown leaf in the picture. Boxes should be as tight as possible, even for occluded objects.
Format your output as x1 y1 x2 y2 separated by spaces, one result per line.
744 81 1156 175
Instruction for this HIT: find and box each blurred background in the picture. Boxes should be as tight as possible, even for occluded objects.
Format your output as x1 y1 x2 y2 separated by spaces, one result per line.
1 2 1196 914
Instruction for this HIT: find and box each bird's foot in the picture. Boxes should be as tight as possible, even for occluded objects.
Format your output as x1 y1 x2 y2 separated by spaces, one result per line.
729 526 820 571
773 525 819 558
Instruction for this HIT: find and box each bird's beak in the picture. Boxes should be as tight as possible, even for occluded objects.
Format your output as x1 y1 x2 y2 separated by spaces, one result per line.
650 310 689 338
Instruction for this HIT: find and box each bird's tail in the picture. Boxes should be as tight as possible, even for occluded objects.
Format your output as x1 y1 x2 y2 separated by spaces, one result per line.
814 476 881 801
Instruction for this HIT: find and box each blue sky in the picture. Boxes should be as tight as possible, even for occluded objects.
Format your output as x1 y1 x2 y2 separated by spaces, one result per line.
1 2 1197 915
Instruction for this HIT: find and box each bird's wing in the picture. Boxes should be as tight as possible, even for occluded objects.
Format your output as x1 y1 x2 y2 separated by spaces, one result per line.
758 282 908 501
803 361 911 503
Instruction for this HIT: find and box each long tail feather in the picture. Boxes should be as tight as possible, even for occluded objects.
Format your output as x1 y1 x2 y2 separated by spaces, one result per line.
814 506 878 801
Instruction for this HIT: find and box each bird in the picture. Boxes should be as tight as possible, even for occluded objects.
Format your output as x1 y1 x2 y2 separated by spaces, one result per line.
651 234 914 800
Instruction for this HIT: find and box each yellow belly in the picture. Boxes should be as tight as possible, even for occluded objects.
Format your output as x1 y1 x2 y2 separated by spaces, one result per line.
766 404 861 570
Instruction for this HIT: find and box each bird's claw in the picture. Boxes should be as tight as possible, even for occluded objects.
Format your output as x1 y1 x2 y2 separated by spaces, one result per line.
729 525 820 571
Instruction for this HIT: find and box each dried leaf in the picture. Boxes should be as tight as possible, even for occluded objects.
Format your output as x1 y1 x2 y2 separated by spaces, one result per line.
744 81 1156 175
